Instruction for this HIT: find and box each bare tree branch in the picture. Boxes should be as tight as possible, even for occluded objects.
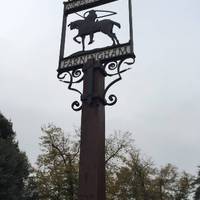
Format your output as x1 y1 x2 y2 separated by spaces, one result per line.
105 143 125 164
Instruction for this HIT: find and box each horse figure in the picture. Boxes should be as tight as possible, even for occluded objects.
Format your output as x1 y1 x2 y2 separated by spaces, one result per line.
68 19 121 51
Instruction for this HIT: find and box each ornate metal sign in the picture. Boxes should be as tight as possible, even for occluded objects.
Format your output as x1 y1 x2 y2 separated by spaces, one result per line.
57 0 135 110
57 1 136 199
58 0 135 73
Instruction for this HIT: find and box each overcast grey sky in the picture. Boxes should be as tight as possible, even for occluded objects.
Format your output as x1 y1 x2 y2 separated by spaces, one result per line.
0 0 200 174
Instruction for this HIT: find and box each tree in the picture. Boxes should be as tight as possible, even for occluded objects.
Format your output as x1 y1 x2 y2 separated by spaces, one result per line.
113 151 157 200
0 112 15 140
23 168 39 200
153 164 194 200
36 126 135 200
105 131 135 200
0 112 30 200
174 172 194 200
154 163 179 200
194 166 200 200
36 124 79 200
35 124 195 200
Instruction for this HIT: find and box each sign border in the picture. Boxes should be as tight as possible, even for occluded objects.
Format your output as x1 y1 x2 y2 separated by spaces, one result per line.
58 0 135 74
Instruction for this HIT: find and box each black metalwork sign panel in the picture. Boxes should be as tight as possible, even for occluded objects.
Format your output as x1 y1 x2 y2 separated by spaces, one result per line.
57 0 136 111
58 0 135 74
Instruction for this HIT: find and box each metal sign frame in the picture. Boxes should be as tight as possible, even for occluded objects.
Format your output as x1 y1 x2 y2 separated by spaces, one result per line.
57 0 135 75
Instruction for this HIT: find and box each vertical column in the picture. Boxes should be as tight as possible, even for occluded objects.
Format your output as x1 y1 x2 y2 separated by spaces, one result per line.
129 0 134 53
79 60 105 200
59 4 67 63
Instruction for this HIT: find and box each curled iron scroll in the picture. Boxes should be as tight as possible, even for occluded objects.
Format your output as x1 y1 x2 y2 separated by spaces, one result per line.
57 69 84 111
57 57 135 111
103 57 135 106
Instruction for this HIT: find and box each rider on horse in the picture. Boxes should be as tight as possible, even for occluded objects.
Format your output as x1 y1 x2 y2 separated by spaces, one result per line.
69 9 119 51
84 10 98 45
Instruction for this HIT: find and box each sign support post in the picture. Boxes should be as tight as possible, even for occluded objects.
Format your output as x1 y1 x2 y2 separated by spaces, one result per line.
57 0 135 199
79 60 105 200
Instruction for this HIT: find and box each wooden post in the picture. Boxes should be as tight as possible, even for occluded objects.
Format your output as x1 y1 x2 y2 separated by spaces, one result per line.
78 59 105 200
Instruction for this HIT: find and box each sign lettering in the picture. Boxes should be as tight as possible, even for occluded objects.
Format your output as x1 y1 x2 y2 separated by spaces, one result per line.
64 0 117 13
59 44 131 70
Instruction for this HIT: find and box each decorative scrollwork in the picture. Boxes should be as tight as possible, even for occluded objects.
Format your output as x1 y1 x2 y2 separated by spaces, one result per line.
57 69 84 111
103 57 135 106
57 56 135 111
106 94 118 106
72 69 82 78
71 101 82 111
107 61 118 71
